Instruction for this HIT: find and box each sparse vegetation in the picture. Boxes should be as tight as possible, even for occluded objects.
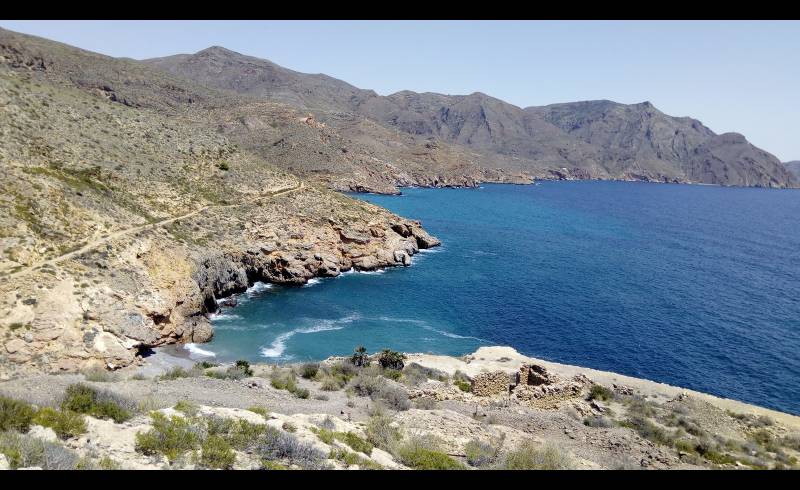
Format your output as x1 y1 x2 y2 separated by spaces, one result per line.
61 383 134 423
464 438 501 467
31 407 87 439
377 349 407 370
397 436 464 470
0 395 36 432
498 441 573 470
588 384 614 402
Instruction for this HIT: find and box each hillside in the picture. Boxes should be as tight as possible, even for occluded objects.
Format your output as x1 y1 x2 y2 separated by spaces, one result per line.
143 46 797 189
0 27 441 376
785 161 800 179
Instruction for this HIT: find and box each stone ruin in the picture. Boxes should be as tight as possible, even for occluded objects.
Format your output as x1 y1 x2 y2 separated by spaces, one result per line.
471 371 515 397
470 363 592 409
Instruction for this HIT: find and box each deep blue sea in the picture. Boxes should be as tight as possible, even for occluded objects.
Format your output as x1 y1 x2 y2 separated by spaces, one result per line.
202 181 800 415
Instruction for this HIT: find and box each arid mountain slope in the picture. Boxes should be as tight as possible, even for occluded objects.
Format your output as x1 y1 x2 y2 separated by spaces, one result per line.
785 161 800 179
0 27 441 376
143 46 797 188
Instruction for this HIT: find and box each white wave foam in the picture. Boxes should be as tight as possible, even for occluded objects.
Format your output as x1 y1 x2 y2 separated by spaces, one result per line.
418 247 443 254
358 269 385 275
303 278 322 288
246 282 272 297
184 343 216 358
209 313 242 321
260 331 294 358
259 314 360 359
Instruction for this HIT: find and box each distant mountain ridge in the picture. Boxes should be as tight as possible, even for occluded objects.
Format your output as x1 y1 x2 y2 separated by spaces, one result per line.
785 161 800 179
143 46 796 189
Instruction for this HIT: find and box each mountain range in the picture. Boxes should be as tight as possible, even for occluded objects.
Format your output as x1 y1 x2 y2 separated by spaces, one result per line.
144 45 797 190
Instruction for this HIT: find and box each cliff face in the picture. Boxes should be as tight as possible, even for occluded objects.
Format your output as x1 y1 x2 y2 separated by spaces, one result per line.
143 46 798 189
0 28 440 376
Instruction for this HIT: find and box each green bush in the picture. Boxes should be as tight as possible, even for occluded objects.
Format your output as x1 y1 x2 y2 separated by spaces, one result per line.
300 363 320 379
320 375 345 391
194 361 219 369
620 416 675 446
351 346 370 367
200 435 236 469
464 438 500 467
235 360 253 377
377 349 406 370
32 407 87 439
0 431 82 470
397 438 464 470
453 370 472 392
329 448 383 469
339 432 373 455
205 415 267 450
248 406 270 418
365 409 402 452
174 400 199 416
455 379 472 392
588 384 614 401
159 366 201 380
134 412 201 462
61 384 133 423
217 162 230 171
499 441 573 470
0 395 36 432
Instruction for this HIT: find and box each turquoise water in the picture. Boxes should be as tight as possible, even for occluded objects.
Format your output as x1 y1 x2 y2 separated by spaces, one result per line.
204 181 800 415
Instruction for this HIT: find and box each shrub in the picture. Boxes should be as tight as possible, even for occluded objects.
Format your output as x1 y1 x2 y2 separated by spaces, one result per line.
621 416 675 446
217 162 230 171
499 441 573 470
205 415 267 450
320 375 345 391
402 363 449 386
350 371 385 397
329 448 383 470
61 384 134 423
397 437 464 470
464 438 500 467
376 384 411 411
0 431 82 470
32 407 87 439
194 361 219 369
235 360 254 376
351 346 370 367
588 384 613 402
282 421 297 433
159 366 201 380
340 432 373 455
365 409 402 452
453 370 472 392
257 426 328 470
83 367 117 382
626 396 658 418
293 387 310 399
383 369 402 381
583 415 614 428
174 400 199 416
377 349 406 370
300 363 319 379
134 412 201 462
0 395 36 432
248 406 270 418
200 435 236 469
414 397 438 410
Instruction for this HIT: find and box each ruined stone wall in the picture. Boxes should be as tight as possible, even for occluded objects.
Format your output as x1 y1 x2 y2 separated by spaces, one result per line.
471 371 513 397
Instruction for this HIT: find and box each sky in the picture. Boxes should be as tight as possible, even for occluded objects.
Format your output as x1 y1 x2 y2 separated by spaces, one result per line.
2 20 798 161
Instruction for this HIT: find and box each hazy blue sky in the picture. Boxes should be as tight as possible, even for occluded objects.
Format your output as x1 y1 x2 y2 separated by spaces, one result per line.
2 20 798 161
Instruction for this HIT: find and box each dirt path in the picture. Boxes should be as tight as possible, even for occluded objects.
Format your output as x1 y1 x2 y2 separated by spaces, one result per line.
1 181 304 280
